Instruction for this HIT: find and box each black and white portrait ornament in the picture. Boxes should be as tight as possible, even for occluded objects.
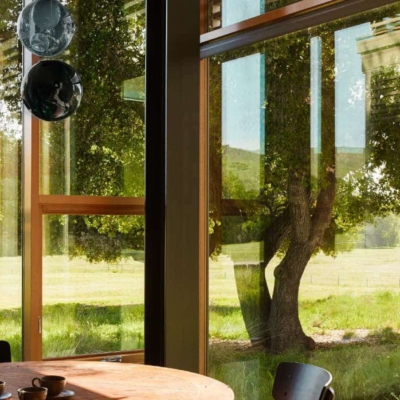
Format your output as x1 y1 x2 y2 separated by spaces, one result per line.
17 0 75 57
21 60 83 122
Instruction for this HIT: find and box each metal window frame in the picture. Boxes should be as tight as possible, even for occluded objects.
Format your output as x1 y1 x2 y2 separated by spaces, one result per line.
197 0 400 376
200 0 400 58
145 0 207 373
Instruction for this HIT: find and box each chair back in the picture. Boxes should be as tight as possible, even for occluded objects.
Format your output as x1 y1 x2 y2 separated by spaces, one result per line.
324 387 335 400
272 362 333 400
0 340 11 362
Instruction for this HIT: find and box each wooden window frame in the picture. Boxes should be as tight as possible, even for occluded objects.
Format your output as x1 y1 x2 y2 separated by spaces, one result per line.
22 0 207 371
22 53 146 361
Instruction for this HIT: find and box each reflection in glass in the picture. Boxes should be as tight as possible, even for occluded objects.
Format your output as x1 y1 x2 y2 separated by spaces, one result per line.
22 60 82 122
39 0 146 196
208 3 400 399
17 0 75 57
221 0 264 27
210 0 299 30
222 54 264 199
42 214 145 358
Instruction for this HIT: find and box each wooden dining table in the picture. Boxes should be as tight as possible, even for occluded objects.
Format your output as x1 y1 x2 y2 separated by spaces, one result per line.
0 361 234 399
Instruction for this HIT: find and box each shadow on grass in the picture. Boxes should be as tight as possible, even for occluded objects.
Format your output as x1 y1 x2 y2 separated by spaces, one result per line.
368 326 400 344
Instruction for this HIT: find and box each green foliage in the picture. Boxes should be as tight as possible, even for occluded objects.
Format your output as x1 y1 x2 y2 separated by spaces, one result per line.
69 0 145 196
40 0 146 263
210 4 400 279
44 215 145 263
69 216 144 263
372 214 400 248
0 0 22 118
222 216 265 244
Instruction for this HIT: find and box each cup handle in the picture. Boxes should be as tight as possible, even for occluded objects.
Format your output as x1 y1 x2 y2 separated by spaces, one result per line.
32 377 40 387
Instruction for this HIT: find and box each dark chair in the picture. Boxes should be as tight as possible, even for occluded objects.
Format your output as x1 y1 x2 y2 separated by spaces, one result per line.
272 362 335 400
0 340 11 362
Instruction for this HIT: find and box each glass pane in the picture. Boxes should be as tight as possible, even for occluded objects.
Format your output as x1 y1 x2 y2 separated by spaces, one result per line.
209 0 301 30
208 3 400 399
40 0 145 196
42 214 144 358
0 0 23 361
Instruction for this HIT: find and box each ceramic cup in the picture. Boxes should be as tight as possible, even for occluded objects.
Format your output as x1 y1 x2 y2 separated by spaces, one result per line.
0 381 5 396
32 375 66 397
18 386 48 400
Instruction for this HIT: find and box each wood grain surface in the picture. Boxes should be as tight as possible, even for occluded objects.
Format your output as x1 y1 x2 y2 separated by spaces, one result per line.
0 361 234 399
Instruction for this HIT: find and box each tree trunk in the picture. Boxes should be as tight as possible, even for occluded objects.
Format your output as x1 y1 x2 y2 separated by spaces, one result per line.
232 31 336 354
234 209 291 347
267 169 335 353
268 244 315 353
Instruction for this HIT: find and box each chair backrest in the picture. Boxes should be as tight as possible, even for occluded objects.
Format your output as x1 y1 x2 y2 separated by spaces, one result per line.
324 387 335 400
0 340 11 363
272 362 334 400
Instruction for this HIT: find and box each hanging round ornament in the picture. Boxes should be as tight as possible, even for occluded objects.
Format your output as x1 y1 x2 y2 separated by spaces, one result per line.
17 0 75 57
21 60 83 122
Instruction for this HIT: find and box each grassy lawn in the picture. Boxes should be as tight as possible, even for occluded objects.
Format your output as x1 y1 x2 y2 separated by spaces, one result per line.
209 244 400 399
2 245 400 398
209 341 400 400
0 255 145 359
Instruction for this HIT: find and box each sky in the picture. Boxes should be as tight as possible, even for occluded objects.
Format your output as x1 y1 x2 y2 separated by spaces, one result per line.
221 22 373 154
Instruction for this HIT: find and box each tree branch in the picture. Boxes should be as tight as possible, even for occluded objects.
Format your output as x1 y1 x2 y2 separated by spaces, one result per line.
310 166 335 245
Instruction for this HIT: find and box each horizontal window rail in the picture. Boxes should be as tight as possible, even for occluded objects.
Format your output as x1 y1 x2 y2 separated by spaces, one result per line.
39 195 145 215
45 350 145 364
201 0 339 45
200 0 400 58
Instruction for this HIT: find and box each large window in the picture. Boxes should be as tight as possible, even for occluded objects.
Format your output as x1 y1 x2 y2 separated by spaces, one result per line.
208 2 400 398
0 0 146 361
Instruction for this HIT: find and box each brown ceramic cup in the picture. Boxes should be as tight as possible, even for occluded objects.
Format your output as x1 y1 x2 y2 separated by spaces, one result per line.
0 380 5 396
18 386 48 400
32 375 66 397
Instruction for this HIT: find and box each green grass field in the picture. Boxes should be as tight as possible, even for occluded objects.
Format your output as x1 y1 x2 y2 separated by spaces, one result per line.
2 245 400 398
209 243 400 399
0 255 145 359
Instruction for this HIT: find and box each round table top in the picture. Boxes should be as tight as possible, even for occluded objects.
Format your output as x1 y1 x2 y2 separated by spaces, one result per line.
0 361 234 399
